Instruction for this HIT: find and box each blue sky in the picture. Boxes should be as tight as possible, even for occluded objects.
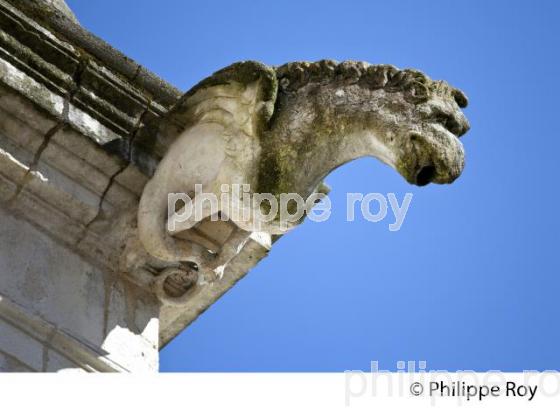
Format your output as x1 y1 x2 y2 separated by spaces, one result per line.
68 0 560 372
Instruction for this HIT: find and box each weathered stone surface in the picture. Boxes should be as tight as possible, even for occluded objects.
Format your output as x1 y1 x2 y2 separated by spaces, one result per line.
137 60 470 307
0 317 45 370
2 0 180 105
39 0 78 23
0 349 33 372
0 206 159 372
0 0 181 167
0 0 281 370
0 0 471 372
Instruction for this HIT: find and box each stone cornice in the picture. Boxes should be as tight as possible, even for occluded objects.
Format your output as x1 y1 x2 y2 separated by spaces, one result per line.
3 0 180 107
0 0 181 174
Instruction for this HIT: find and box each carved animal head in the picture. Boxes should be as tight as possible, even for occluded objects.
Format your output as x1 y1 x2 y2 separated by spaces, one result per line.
275 61 470 187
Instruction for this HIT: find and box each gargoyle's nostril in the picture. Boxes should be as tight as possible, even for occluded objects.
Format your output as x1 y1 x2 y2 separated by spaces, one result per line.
416 165 436 186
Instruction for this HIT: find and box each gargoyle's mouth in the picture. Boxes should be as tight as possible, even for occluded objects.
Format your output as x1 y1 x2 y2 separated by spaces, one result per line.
415 165 436 186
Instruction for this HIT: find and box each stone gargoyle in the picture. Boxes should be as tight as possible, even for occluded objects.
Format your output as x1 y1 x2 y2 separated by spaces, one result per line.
137 60 469 304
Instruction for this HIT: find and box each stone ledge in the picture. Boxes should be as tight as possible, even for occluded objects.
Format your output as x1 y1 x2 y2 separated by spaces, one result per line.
3 0 180 107
0 294 127 372
0 0 182 174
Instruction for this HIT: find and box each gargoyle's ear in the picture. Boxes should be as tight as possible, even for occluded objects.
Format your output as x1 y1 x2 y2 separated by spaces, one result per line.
160 61 278 142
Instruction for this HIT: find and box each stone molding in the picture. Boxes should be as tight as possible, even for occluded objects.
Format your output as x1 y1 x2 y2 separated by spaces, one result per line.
0 0 274 354
0 0 181 174
0 294 127 372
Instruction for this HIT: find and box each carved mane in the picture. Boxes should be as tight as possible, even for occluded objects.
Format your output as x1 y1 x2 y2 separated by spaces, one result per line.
275 60 468 108
161 60 468 147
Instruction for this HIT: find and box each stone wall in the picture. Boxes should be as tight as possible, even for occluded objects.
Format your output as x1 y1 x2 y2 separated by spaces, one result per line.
0 206 159 372
0 0 272 371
